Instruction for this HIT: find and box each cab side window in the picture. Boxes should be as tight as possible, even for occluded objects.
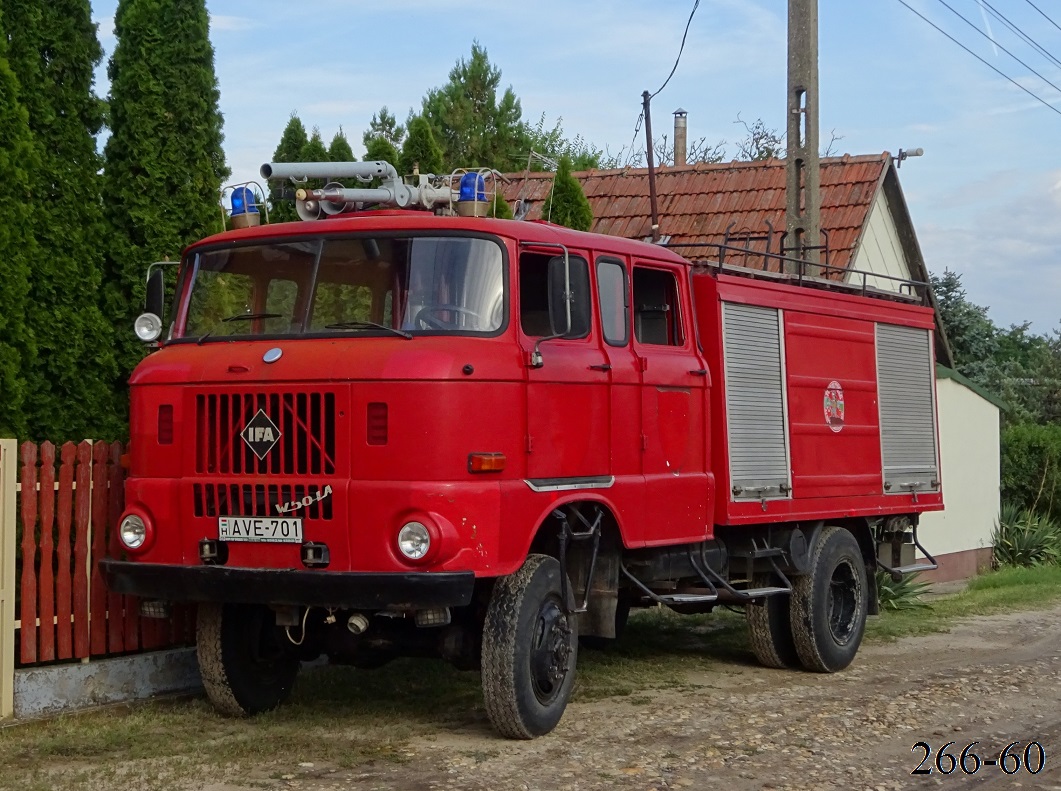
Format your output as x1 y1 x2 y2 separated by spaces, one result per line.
596 258 629 346
633 267 683 346
519 252 591 338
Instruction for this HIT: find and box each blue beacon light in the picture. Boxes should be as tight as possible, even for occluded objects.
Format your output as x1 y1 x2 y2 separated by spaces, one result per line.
229 186 261 228
458 173 487 203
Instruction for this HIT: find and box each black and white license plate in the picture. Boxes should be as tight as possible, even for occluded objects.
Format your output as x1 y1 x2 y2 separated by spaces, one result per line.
218 516 303 543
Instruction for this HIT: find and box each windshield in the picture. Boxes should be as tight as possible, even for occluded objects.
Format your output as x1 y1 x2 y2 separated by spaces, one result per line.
180 235 506 340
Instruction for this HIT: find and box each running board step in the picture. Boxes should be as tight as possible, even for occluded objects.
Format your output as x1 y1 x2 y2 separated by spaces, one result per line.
656 593 719 605
738 586 790 598
887 563 937 575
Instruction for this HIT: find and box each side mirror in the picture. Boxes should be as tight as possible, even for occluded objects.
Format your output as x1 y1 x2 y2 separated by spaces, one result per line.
146 267 165 318
136 262 177 343
547 255 573 337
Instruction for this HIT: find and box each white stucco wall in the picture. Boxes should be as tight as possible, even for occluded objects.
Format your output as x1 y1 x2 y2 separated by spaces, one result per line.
918 377 1000 556
848 191 912 292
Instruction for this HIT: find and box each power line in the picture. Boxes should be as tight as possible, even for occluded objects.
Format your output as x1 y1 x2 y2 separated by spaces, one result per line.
930 0 1061 97
1023 0 1061 35
894 0 1061 119
650 0 701 99
623 112 645 168
980 0 1061 72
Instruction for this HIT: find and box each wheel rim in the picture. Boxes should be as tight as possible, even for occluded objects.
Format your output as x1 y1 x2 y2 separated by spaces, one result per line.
529 597 572 705
826 560 860 645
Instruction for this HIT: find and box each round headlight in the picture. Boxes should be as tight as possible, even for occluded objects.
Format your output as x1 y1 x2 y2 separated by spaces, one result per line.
120 514 147 549
134 313 163 342
398 522 431 560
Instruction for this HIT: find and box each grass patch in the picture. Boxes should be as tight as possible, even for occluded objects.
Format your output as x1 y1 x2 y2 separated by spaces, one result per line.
576 606 748 700
866 565 1061 641
0 658 481 791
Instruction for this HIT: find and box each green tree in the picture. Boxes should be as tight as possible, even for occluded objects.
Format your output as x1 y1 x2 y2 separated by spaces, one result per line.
420 43 528 171
269 114 308 224
539 156 593 231
328 128 355 162
931 269 1000 383
0 10 36 437
1 0 119 440
363 105 404 150
101 0 229 398
525 114 604 171
299 128 329 193
364 135 399 166
302 127 328 162
490 191 513 219
399 116 444 176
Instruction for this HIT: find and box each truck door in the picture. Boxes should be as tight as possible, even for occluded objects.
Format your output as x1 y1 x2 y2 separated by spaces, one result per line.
520 248 611 481
631 262 710 545
595 256 645 541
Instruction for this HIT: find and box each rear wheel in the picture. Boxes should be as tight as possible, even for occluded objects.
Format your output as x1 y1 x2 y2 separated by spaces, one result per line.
745 574 798 669
481 555 578 739
197 603 300 716
790 527 869 672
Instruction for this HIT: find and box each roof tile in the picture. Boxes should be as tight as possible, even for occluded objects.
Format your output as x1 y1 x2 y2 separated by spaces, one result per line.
501 155 888 269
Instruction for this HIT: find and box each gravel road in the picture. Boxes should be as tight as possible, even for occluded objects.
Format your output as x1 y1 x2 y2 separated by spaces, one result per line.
206 603 1061 791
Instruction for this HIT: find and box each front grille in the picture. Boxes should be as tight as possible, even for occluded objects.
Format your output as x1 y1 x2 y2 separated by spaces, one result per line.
194 483 334 520
195 391 337 475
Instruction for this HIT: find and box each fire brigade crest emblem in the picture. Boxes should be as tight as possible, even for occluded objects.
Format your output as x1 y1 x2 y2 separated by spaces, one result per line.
241 409 282 459
824 380 845 432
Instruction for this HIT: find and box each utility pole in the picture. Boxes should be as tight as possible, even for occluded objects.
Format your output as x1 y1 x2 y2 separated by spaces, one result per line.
642 91 661 243
785 0 821 276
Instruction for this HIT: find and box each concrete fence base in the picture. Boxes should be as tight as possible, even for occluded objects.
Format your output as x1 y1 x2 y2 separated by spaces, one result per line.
13 648 202 720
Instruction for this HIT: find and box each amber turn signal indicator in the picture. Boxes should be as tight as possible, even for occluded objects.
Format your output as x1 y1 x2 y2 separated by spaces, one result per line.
468 453 506 473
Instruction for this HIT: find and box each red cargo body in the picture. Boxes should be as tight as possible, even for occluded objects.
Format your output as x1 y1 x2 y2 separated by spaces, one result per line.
693 272 943 526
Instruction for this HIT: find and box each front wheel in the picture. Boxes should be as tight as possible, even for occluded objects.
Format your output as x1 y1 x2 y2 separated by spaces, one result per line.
790 527 869 673
481 554 578 739
197 603 300 716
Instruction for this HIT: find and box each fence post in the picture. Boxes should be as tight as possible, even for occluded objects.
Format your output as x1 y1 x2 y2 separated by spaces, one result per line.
0 439 16 718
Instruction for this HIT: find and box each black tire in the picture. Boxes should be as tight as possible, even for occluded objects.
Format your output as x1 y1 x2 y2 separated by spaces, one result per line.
746 574 799 669
197 602 300 716
579 596 631 651
790 526 869 673
481 554 578 739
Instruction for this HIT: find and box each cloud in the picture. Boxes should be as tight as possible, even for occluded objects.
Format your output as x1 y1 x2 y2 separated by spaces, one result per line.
920 168 1061 332
209 14 259 33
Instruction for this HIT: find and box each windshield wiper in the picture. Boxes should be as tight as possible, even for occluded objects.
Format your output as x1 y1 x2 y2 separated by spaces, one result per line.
325 321 412 340
222 312 283 323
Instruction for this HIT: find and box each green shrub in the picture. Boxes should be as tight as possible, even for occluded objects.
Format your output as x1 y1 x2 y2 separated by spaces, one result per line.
1000 423 1061 523
876 571 931 610
992 504 1061 567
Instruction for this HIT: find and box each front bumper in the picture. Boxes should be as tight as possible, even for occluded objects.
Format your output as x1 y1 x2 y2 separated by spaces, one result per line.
100 559 476 609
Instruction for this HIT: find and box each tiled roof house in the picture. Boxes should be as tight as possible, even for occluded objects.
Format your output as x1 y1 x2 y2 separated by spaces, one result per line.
502 153 952 365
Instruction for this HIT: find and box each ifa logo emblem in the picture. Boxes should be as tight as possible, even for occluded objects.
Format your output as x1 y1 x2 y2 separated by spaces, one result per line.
241 409 282 458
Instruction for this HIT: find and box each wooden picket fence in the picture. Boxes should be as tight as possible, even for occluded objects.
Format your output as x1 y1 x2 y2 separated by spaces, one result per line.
3 438 194 710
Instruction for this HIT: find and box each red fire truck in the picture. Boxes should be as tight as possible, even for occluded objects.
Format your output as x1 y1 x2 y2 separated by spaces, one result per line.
102 159 941 739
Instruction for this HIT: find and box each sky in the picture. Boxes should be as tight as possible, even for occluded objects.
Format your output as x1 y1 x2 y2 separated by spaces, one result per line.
87 0 1061 334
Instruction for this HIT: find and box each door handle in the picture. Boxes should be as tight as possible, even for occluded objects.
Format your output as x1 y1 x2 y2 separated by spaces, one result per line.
688 368 708 376
589 363 612 372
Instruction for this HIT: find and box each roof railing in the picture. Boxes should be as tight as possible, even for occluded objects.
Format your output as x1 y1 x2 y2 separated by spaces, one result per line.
665 242 930 306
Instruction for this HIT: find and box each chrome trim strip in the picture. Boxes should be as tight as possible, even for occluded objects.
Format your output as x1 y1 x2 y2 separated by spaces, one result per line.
524 476 616 493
